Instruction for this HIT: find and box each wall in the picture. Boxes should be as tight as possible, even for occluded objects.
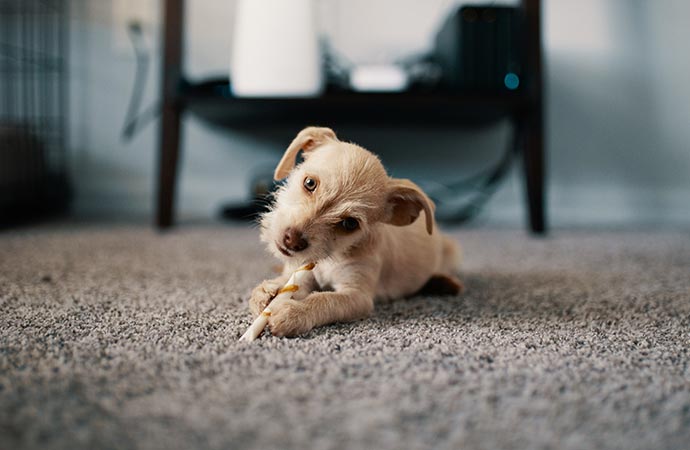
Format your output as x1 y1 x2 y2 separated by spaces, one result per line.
68 0 690 226
544 0 690 226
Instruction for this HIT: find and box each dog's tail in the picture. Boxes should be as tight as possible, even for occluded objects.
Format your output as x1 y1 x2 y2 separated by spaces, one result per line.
441 236 462 274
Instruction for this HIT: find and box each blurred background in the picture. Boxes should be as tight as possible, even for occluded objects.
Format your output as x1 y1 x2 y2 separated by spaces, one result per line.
2 0 689 229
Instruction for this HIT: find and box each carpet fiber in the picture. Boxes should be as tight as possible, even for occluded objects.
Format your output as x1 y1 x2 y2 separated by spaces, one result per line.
1 224 689 450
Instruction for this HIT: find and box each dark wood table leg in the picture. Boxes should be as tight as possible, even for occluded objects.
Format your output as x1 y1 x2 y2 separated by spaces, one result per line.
157 100 181 229
522 107 546 233
521 0 546 234
156 0 184 229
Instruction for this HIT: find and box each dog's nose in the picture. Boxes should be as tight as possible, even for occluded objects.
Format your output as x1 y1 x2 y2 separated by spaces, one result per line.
283 228 309 252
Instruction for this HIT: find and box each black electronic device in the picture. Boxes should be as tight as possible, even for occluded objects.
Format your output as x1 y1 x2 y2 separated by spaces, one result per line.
435 5 523 92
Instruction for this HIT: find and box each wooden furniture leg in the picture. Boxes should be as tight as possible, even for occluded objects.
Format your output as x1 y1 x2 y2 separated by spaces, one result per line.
522 0 546 234
157 0 184 229
522 107 545 234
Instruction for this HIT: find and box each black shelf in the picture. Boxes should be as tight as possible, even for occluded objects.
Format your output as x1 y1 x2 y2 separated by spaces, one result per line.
157 0 545 233
181 79 528 128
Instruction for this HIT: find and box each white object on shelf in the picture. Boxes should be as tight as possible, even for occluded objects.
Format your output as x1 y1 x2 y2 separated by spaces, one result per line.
349 65 409 93
231 0 324 98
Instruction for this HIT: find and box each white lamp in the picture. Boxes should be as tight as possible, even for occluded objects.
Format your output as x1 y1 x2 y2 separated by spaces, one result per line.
231 0 324 98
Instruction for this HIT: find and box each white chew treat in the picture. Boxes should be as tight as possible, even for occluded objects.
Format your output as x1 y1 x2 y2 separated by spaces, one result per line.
239 263 315 342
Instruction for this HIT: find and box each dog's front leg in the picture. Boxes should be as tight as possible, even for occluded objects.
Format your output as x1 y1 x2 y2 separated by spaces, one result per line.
248 268 318 318
267 289 374 337
248 275 289 318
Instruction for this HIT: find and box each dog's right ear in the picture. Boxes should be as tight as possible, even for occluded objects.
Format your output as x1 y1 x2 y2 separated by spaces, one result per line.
384 178 435 235
274 127 338 180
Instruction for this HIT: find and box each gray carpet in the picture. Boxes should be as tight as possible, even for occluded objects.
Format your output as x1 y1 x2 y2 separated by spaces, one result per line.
1 224 689 450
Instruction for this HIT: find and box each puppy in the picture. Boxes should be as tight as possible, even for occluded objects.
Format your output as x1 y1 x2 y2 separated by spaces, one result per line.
250 127 462 337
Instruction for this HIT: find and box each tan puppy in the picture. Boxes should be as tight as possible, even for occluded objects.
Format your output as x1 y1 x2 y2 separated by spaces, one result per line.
250 127 463 337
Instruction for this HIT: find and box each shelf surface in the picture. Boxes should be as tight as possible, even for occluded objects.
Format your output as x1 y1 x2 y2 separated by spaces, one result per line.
180 79 529 128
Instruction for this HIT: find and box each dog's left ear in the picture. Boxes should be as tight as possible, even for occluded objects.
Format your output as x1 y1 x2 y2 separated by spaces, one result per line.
384 178 435 235
274 127 338 180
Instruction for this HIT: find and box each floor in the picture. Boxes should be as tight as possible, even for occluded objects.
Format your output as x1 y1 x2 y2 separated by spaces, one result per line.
1 224 689 450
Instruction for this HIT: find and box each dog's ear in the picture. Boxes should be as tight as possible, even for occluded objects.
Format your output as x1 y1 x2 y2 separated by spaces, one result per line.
384 178 435 235
274 127 338 180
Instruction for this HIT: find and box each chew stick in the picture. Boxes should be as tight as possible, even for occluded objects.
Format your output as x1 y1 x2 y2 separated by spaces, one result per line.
239 262 316 342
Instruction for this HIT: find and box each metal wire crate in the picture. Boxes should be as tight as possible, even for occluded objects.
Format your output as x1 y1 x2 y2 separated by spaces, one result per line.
0 0 70 224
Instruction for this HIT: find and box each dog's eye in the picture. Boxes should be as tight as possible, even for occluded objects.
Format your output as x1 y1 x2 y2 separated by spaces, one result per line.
339 217 360 232
303 177 318 192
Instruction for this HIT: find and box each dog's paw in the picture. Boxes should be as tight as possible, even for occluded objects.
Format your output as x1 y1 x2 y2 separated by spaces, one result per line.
248 279 283 318
267 300 312 337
